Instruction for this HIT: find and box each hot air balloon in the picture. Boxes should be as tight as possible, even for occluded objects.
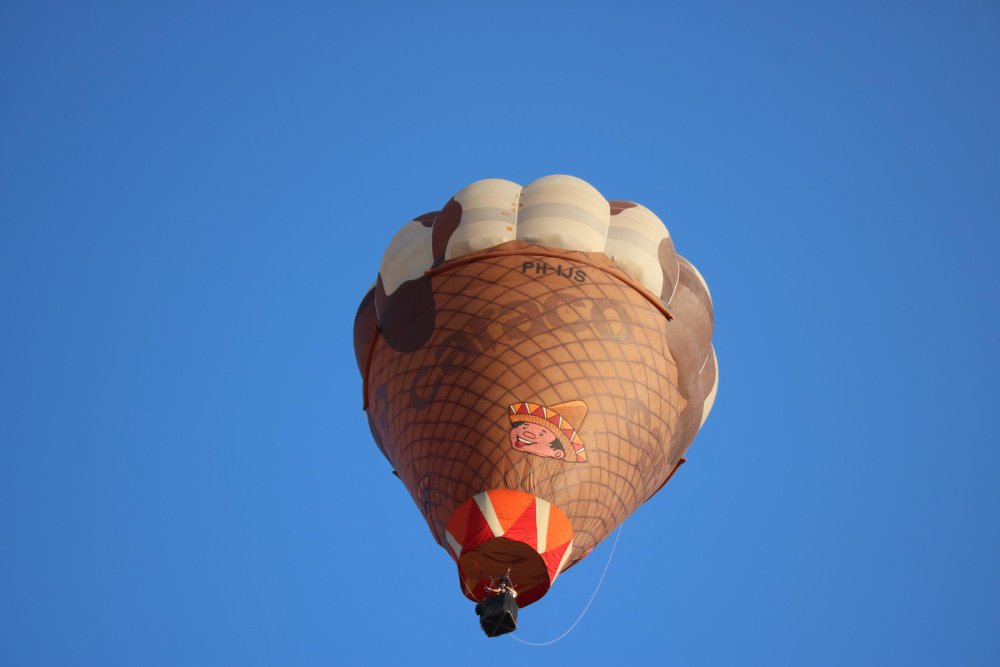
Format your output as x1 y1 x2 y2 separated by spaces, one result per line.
353 175 717 636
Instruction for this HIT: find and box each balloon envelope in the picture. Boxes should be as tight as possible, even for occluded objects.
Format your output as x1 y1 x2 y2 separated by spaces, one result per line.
354 175 717 607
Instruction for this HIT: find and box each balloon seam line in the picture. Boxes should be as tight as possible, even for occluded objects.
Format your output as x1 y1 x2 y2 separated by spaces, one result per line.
424 249 674 321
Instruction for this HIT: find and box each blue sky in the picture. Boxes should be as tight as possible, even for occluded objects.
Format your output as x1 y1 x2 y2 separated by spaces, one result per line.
2 1 998 665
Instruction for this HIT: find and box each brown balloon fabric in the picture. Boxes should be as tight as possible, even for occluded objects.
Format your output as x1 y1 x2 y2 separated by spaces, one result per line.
355 176 717 608
353 286 377 375
664 256 715 397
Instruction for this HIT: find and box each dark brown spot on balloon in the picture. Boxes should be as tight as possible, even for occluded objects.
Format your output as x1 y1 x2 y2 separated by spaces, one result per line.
414 211 438 227
673 402 704 457
665 256 714 398
672 351 716 458
432 198 463 267
608 200 637 215
375 273 437 352
697 347 717 399
367 410 390 461
658 236 679 303
353 286 378 374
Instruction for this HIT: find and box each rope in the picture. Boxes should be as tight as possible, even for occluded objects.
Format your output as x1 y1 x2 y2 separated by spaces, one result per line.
509 523 624 646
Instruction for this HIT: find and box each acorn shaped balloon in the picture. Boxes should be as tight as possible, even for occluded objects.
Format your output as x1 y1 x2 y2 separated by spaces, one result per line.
354 175 717 620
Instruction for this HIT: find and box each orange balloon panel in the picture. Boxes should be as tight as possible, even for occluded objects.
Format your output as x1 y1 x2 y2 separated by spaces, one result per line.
358 241 692 603
446 489 574 606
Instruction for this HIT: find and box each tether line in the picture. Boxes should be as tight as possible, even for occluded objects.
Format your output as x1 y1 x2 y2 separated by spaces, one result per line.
510 523 624 646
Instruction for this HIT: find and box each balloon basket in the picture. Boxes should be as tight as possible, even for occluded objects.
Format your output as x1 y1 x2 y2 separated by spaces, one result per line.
475 592 519 637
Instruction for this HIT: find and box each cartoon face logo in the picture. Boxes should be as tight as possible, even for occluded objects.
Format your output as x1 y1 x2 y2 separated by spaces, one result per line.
509 422 563 458
507 400 588 463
